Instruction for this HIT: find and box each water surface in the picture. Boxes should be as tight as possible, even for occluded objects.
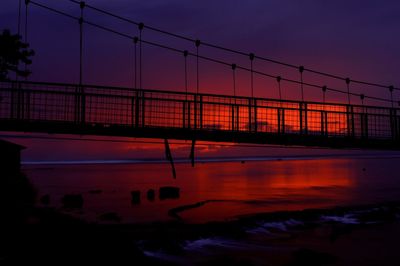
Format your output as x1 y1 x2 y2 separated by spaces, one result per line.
23 156 400 223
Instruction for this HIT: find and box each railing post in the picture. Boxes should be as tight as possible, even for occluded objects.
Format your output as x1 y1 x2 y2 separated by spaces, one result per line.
15 82 21 120
81 86 86 124
321 111 328 136
248 98 252 132
188 100 191 129
390 109 397 140
199 95 203 129
10 81 15 119
183 100 186 128
25 90 30 121
254 99 258 132
135 91 140 128
74 85 80 124
20 83 25 120
236 105 240 131
141 91 145 127
304 103 308 134
131 96 135 127
278 108 281 134
360 110 368 139
396 115 400 140
231 104 235 131
299 102 307 134
278 108 285 134
194 95 197 130
346 105 355 138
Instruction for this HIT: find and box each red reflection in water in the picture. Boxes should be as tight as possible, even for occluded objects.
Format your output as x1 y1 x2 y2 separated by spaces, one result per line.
23 157 400 223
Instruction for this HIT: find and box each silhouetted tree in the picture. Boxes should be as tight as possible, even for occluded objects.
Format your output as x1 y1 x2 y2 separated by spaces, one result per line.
0 29 34 81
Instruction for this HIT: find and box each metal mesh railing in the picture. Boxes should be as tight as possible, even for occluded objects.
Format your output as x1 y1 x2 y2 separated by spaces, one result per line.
0 80 399 142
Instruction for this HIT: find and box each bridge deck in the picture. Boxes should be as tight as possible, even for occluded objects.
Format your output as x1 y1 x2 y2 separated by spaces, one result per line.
0 81 399 149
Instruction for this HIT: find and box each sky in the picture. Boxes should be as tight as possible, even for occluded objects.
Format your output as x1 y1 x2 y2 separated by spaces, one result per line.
1 0 400 161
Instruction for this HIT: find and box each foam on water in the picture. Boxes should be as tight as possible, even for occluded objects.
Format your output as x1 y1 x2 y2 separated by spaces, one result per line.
321 214 359 224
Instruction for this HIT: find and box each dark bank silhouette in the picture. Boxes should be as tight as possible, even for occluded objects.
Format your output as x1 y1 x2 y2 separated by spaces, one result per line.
0 139 24 174
0 140 166 265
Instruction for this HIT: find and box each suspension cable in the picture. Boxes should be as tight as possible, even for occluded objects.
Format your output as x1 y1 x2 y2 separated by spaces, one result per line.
232 63 237 97
133 37 138 89
183 50 188 98
24 0 29 80
18 0 22 36
66 0 400 92
249 53 255 98
345 78 351 105
79 1 84 87
16 0 22 81
138 22 144 90
276 76 282 101
195 39 201 94
26 0 396 105
299 66 304 102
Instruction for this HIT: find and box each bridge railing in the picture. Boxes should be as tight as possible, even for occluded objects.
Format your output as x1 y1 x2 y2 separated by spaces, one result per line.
0 80 399 141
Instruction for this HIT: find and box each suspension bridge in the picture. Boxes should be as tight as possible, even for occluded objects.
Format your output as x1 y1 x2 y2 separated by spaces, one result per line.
1 0 400 151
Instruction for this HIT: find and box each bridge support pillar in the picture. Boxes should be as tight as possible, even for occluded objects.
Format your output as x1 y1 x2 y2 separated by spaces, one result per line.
164 139 176 179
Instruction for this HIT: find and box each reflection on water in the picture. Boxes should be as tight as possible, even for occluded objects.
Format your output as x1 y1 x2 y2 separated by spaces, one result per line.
23 157 400 223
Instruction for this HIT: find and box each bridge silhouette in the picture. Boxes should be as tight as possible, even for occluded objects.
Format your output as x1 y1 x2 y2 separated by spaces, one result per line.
1 0 400 151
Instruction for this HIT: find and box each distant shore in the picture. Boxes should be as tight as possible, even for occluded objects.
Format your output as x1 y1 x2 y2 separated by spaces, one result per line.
21 152 400 166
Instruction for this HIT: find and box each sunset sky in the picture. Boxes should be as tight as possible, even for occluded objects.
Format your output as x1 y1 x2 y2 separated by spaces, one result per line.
1 0 400 161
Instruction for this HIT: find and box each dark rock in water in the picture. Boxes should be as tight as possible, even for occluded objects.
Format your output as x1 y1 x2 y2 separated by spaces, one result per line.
147 189 155 201
241 160 245 164
88 189 102 194
290 248 336 265
98 212 121 222
131 190 141 204
61 194 83 209
159 186 180 200
40 194 50 205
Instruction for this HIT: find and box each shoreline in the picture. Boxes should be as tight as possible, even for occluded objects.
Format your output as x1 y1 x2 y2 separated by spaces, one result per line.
3 171 400 265
3 178 400 266
8 201 400 265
